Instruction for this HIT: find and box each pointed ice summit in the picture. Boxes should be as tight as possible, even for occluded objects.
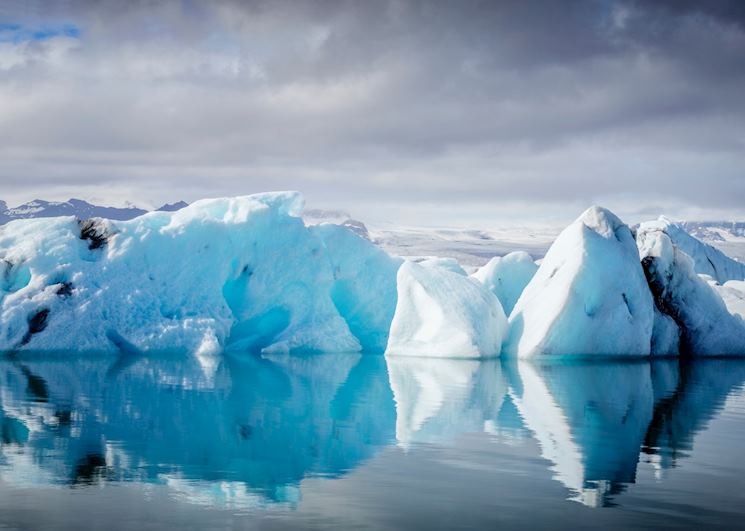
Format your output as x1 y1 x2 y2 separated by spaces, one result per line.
504 206 655 358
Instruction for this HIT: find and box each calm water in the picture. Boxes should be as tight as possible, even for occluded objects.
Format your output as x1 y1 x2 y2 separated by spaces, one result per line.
1 352 745 530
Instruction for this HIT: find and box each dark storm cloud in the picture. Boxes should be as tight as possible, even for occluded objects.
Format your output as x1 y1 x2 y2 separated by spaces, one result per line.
0 0 743 222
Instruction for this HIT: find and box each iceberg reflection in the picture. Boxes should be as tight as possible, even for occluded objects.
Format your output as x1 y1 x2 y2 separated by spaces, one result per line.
0 353 396 507
507 360 654 507
506 358 745 506
386 357 514 447
0 352 743 509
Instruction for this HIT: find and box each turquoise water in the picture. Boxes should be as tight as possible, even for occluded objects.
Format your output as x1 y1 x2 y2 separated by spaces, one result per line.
0 353 744 529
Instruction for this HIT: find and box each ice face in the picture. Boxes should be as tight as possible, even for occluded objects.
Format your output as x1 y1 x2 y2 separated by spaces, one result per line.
638 217 745 284
637 225 745 355
471 251 538 316
384 261 508 358
0 192 398 355
309 223 402 352
504 206 655 358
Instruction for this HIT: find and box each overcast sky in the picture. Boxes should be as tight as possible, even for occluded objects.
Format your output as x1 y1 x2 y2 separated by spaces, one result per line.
1 0 744 225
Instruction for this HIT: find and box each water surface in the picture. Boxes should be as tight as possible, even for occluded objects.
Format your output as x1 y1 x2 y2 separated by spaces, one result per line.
1 352 744 529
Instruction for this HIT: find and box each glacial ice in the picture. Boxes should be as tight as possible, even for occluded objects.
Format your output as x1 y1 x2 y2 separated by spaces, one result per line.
504 207 655 357
1 191 744 359
384 261 508 358
638 216 745 283
309 223 402 352
637 224 745 355
471 251 538 316
0 192 396 354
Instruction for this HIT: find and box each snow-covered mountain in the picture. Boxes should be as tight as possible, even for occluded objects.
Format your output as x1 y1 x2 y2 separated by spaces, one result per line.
673 221 745 262
677 221 745 242
0 198 188 225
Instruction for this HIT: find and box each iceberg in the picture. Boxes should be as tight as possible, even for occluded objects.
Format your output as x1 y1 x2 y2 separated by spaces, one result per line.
637 217 745 283
637 224 745 355
471 251 538 316
0 192 397 355
504 207 655 358
384 261 508 358
2 192 744 360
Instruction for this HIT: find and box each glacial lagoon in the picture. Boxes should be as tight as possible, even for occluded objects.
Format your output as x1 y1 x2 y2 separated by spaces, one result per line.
1 352 744 529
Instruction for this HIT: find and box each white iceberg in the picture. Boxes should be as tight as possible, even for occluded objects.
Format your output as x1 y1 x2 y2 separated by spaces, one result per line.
504 207 654 358
384 261 507 358
471 251 538 316
0 192 397 355
637 224 745 355
637 216 745 283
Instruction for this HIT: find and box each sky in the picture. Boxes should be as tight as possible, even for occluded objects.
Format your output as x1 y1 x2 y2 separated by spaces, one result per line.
0 0 744 226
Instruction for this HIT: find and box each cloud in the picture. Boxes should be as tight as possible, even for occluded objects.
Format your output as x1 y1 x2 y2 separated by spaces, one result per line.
0 0 743 223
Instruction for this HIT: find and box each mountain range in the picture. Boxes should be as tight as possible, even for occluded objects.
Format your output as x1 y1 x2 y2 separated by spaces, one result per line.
0 198 188 225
